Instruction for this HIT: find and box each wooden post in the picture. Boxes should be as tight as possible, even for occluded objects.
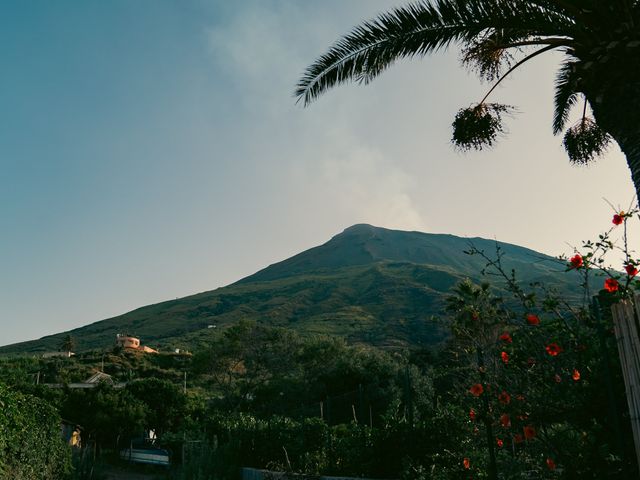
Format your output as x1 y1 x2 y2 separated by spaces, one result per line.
593 298 629 476
611 295 640 471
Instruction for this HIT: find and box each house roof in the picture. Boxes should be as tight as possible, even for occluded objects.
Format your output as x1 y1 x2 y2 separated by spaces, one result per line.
84 371 114 384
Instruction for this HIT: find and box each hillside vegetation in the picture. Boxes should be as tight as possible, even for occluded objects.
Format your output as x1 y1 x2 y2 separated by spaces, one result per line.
0 225 578 355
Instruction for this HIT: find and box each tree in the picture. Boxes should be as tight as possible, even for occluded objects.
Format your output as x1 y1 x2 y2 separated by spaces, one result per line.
296 1 640 199
60 334 76 353
127 378 187 435
0 383 70 478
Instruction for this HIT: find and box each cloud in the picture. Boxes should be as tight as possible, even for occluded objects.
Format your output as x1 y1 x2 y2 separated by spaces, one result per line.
290 136 427 232
205 1 427 233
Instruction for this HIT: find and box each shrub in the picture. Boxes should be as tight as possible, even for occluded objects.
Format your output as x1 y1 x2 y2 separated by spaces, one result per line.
0 382 70 479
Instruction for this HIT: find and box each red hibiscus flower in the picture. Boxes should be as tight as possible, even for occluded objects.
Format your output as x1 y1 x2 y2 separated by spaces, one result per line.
526 314 540 325
498 391 511 405
463 458 470 469
496 438 504 448
523 425 536 440
625 264 639 277
500 351 509 364
514 433 524 444
469 383 484 397
499 332 512 343
604 278 619 292
469 408 476 421
500 413 511 427
545 343 562 356
572 369 581 381
546 458 556 470
613 213 624 225
569 254 583 269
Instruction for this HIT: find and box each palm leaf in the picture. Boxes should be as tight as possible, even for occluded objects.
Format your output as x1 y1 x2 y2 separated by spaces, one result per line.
295 0 574 105
552 60 580 134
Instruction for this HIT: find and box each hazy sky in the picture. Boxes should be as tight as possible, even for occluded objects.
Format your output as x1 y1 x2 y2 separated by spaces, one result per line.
1 0 636 346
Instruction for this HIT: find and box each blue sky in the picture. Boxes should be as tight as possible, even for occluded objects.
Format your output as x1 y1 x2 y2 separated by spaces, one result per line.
1 0 636 346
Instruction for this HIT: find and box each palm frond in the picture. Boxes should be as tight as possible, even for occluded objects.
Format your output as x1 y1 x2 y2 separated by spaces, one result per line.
295 0 575 105
552 60 580 134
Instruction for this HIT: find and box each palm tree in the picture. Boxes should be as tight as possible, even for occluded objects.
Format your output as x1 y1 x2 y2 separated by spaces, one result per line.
296 0 640 200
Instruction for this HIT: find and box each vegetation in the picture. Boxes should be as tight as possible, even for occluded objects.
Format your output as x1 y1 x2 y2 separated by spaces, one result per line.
0 383 70 479
0 225 579 355
296 1 640 198
2 215 639 478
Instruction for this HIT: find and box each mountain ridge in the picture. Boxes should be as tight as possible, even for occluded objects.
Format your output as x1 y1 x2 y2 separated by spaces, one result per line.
0 224 577 354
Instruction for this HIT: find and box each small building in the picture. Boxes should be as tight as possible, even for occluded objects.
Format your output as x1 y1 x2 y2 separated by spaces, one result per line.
84 371 114 385
42 351 75 358
116 335 141 349
116 334 158 353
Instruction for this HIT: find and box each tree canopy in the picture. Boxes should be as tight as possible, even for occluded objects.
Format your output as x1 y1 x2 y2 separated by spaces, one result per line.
297 0 640 197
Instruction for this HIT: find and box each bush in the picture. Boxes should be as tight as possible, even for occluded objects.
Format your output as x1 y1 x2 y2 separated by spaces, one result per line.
0 382 70 479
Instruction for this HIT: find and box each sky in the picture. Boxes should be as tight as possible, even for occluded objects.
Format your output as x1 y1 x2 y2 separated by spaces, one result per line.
1 0 636 346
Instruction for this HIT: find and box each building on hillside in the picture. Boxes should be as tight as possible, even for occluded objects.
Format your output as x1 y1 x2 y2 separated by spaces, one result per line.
116 334 158 353
84 371 114 385
42 351 75 358
44 370 126 389
116 335 141 349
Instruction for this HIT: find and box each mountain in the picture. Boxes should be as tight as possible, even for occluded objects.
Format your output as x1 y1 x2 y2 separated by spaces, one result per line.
0 224 579 354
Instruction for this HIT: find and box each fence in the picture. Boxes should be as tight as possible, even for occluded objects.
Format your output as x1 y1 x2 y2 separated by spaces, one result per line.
610 295 640 471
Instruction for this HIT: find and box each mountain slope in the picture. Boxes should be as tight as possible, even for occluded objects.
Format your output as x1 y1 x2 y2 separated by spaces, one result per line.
0 224 578 354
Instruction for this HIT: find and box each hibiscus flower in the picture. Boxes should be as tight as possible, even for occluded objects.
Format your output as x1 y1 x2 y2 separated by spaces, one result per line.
613 213 624 225
496 438 504 448
523 425 536 440
469 408 476 421
500 351 509 364
499 332 512 343
498 391 511 405
463 458 470 469
569 254 583 269
500 413 511 427
546 458 556 470
545 343 562 356
572 369 581 381
604 278 619 292
625 264 639 277
469 383 484 397
526 314 540 325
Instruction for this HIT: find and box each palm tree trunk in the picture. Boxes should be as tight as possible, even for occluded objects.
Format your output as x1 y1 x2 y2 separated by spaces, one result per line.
619 135 640 206
590 82 640 205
